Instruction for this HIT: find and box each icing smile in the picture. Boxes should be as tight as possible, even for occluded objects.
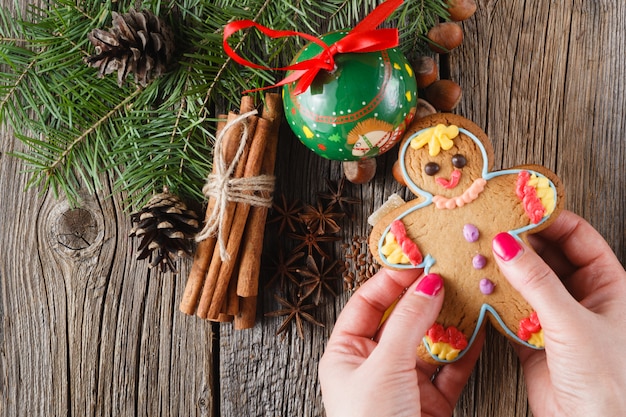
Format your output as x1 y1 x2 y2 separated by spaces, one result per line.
436 169 462 189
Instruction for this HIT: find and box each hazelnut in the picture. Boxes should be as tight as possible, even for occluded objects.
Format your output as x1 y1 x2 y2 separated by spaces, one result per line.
392 160 407 186
414 98 437 120
427 22 464 54
447 0 477 21
424 79 462 111
413 56 438 88
343 158 377 184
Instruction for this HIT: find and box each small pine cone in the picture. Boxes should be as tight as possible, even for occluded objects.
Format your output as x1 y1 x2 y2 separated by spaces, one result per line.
86 8 175 87
130 190 199 273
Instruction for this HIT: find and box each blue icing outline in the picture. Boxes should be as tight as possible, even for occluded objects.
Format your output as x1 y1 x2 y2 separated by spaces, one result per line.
376 126 556 363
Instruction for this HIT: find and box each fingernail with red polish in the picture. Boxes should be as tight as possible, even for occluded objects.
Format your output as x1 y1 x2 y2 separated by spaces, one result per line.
415 273 443 297
492 232 524 261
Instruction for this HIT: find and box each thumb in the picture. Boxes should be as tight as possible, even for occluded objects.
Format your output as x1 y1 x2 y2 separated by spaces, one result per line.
492 232 579 331
375 273 444 361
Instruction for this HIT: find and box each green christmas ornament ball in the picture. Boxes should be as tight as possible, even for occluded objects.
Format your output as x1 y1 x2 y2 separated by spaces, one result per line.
283 31 418 161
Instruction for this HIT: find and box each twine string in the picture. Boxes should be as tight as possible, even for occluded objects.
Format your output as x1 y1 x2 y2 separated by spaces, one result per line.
196 109 275 261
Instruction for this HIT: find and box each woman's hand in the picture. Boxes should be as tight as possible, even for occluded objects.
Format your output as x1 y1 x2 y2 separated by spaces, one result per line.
319 269 484 417
492 210 626 416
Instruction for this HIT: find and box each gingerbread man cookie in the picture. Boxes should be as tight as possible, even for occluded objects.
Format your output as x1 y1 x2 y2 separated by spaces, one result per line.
369 113 564 364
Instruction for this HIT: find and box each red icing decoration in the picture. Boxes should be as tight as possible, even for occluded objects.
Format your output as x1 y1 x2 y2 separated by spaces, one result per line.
518 311 541 341
516 171 545 224
427 323 468 350
515 170 529 199
390 220 423 265
436 169 462 189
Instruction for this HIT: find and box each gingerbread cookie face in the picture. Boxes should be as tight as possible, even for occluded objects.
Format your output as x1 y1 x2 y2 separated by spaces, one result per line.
403 123 491 200
369 113 564 364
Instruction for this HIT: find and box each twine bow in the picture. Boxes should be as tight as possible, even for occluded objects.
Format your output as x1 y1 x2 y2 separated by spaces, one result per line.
196 110 275 261
223 0 403 95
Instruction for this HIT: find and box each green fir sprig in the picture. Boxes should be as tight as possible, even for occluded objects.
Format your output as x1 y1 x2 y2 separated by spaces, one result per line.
0 0 447 208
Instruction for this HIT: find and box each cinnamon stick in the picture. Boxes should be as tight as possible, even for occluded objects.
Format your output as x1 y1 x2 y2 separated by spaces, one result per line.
206 116 272 320
224 265 241 317
234 296 257 330
180 237 216 315
230 94 282 329
215 313 234 323
237 93 283 298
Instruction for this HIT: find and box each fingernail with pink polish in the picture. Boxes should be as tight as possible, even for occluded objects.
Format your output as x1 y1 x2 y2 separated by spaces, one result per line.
492 232 524 262
415 273 443 297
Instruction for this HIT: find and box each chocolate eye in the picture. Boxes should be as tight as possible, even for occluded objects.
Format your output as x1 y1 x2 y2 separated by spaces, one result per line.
424 162 440 176
452 154 467 168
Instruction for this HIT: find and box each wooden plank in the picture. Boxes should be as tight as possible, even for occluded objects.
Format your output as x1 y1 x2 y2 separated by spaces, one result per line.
452 0 626 415
1 0 216 414
0 120 216 416
218 1 626 416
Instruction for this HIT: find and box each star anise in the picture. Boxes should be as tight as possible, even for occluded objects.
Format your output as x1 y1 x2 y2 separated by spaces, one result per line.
318 177 361 219
298 255 343 305
288 228 340 259
265 248 305 289
298 200 345 235
268 194 302 235
265 292 325 339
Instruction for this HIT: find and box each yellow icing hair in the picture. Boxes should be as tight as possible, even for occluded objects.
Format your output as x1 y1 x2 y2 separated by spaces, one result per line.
410 124 459 156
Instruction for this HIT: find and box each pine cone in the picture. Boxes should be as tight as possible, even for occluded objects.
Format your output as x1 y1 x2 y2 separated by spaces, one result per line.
130 190 199 273
86 8 175 87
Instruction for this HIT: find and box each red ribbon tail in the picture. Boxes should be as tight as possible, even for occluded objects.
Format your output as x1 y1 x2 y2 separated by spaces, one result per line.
293 68 323 95
223 20 330 72
241 69 309 95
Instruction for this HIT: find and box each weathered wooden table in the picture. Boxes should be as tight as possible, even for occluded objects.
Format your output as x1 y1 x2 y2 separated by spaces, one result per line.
2 1 624 416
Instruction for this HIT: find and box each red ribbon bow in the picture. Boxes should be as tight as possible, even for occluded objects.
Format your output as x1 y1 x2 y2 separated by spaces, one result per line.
223 0 403 95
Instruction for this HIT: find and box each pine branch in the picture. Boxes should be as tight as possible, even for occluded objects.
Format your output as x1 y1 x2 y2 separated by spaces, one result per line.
0 55 36 124
47 88 140 175
204 0 273 112
1 0 448 209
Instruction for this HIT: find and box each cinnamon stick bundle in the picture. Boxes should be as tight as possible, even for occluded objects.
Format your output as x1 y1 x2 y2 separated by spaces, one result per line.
180 93 282 329
196 111 257 319
205 117 270 319
180 95 256 316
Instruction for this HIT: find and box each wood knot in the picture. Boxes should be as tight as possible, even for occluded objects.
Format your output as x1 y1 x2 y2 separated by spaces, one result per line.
47 200 105 258
56 208 98 250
